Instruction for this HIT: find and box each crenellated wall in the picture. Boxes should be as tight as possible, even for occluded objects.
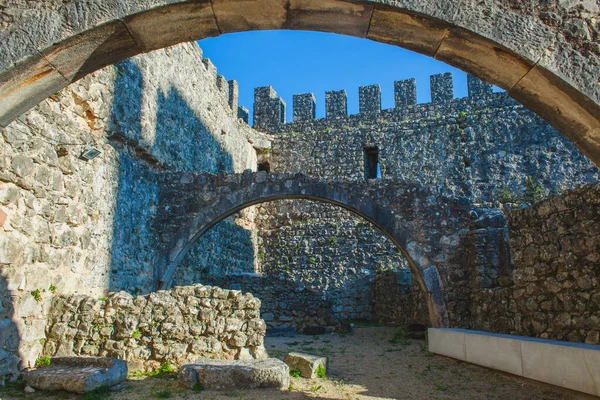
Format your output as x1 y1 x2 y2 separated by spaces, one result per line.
251 73 599 332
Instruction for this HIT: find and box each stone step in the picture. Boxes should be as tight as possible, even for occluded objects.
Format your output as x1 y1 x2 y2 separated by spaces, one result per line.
24 357 127 394
178 358 289 390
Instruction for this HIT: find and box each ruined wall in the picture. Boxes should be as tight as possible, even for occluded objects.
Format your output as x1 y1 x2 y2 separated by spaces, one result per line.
42 285 267 371
470 185 600 344
0 42 262 379
252 74 599 329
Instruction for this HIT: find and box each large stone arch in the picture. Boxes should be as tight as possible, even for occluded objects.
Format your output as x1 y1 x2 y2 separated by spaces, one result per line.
155 171 476 328
1 1 599 164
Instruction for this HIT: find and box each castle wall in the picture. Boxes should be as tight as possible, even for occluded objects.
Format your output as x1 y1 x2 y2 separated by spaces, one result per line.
252 74 599 330
0 42 262 379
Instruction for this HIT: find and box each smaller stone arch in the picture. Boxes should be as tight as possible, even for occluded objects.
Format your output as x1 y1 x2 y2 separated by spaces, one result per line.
156 172 473 328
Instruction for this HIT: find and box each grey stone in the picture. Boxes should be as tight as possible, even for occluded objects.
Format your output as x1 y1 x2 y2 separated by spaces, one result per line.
178 358 289 390
284 352 327 379
24 357 127 394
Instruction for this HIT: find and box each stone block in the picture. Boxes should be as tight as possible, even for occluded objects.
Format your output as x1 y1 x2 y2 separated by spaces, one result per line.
464 331 523 376
284 352 327 379
25 357 127 394
428 328 466 360
178 358 289 390
521 339 600 397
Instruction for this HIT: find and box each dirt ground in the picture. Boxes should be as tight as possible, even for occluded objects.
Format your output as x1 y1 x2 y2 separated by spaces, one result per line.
0 326 595 400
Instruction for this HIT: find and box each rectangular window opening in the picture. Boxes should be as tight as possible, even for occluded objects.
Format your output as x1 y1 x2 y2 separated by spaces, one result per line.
364 147 381 179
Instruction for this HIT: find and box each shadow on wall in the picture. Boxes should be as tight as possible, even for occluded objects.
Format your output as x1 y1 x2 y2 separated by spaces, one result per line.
107 59 242 294
0 274 20 382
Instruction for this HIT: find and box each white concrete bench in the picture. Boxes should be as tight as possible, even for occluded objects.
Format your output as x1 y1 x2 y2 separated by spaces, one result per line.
428 328 600 397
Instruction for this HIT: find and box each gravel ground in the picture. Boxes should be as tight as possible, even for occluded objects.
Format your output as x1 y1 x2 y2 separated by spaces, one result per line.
0 326 595 400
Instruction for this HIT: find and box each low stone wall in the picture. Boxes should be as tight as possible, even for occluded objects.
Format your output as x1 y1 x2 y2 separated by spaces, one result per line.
205 274 340 331
42 285 267 371
470 184 600 344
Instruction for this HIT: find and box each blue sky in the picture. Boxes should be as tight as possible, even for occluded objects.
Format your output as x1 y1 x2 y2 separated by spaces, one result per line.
198 31 499 123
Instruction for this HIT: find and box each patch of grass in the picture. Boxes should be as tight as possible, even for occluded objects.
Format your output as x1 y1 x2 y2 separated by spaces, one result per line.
523 176 545 203
154 389 173 399
49 284 57 293
498 187 514 203
81 385 111 400
329 236 337 245
129 362 175 379
315 364 326 379
0 375 26 395
35 357 51 367
31 289 42 302
131 330 141 339
434 382 449 391
389 328 411 346
288 383 295 391
289 369 302 378
310 384 322 392
99 297 108 302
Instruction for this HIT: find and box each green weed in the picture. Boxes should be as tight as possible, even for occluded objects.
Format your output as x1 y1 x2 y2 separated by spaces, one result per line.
315 364 326 379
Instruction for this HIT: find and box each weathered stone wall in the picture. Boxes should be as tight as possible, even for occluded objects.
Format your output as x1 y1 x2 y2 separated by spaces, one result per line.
204 274 340 331
255 199 410 322
469 185 600 344
265 80 598 200
252 77 599 330
0 41 263 380
372 271 430 326
42 285 267 371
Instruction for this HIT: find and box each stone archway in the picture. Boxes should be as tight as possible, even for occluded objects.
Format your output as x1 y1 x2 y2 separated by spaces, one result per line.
1 1 599 165
155 171 476 328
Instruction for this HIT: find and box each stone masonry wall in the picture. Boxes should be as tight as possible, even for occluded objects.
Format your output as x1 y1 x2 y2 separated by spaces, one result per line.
255 199 410 323
252 76 599 330
0 42 263 379
469 185 600 344
204 274 340 332
42 285 267 371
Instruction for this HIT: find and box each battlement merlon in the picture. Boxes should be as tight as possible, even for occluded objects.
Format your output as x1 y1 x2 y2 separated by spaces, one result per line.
395 78 417 107
431 73 453 104
293 93 316 121
467 74 493 98
216 75 229 106
253 86 286 132
202 58 217 80
228 80 239 112
326 90 348 118
238 106 249 124
359 84 381 114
